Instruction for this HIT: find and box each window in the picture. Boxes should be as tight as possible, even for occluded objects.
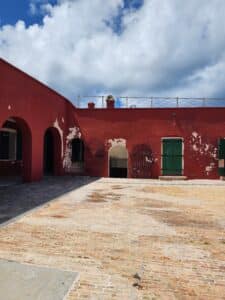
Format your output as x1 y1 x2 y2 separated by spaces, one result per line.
71 139 84 163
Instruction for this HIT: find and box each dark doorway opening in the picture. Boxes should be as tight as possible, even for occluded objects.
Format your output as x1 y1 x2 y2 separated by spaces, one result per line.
43 127 62 176
110 166 127 178
109 145 128 178
70 138 85 174
0 117 31 184
43 129 54 175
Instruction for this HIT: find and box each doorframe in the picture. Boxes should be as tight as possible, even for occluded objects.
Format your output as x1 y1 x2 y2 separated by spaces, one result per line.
161 137 184 176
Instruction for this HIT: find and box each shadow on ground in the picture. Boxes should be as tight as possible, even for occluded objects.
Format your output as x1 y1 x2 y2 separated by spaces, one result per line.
0 176 98 226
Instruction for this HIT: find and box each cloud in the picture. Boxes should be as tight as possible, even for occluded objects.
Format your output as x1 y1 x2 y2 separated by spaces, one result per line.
1 0 225 105
29 0 54 16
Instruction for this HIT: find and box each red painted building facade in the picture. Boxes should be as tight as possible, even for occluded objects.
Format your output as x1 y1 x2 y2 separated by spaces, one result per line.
1 58 225 182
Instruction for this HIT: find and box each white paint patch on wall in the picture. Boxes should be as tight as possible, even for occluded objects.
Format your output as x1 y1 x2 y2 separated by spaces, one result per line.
190 131 218 175
145 156 156 163
63 126 81 170
205 162 216 175
66 127 81 142
192 131 198 138
53 118 64 158
108 138 126 148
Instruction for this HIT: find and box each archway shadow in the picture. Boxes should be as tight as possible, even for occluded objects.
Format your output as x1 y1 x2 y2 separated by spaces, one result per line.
0 176 98 226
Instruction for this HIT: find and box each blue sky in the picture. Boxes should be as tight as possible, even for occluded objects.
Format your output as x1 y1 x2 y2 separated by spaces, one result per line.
0 0 43 25
107 0 144 33
0 0 143 27
0 0 225 105
0 0 60 26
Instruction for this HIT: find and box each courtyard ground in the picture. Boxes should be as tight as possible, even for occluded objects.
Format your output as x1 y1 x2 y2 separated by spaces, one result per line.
0 177 225 299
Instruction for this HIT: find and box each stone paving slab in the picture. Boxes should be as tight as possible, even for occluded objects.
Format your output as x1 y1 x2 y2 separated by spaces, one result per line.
0 259 78 300
0 177 225 298
0 176 97 225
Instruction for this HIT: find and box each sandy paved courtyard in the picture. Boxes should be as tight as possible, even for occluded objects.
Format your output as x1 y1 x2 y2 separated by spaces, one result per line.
0 177 225 299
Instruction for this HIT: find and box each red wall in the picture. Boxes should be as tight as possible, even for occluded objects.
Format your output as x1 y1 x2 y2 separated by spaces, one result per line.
1 58 225 181
0 58 77 182
74 107 225 179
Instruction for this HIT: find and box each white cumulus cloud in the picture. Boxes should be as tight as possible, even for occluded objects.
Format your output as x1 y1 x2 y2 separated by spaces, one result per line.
1 0 225 105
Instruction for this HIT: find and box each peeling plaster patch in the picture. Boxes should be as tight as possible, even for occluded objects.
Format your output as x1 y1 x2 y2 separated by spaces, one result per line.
8 105 11 110
67 127 81 141
63 147 73 170
108 138 126 148
61 117 65 123
63 126 81 170
53 118 64 158
204 144 210 152
192 144 198 152
190 131 218 175
192 131 198 138
145 156 155 163
205 162 216 175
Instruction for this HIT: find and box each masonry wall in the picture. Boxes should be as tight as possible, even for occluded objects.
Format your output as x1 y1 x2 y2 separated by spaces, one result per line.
74 107 225 179
1 58 225 181
0 59 78 182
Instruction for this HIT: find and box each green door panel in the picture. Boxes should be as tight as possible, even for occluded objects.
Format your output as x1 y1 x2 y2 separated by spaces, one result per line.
218 139 225 176
162 139 182 176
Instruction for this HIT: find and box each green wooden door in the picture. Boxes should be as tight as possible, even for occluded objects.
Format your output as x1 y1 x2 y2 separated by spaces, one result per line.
162 139 183 175
218 138 225 176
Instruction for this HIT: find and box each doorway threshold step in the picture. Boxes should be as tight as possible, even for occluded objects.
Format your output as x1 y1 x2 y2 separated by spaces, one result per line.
159 176 187 180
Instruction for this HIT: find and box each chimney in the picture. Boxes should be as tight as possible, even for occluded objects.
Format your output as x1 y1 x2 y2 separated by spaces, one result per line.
88 102 95 109
106 95 115 109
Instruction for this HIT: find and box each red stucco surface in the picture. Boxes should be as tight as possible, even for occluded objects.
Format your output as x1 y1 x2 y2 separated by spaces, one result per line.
0 58 224 181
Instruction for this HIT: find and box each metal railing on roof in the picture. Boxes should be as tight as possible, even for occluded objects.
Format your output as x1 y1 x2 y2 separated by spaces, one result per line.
75 95 225 108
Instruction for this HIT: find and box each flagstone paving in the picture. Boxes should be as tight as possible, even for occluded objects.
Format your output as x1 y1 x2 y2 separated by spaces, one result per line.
0 177 225 299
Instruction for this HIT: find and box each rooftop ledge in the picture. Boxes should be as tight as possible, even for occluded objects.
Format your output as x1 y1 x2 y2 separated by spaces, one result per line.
75 95 225 109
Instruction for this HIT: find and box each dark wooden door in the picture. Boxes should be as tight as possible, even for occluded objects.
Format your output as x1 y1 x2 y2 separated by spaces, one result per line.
162 139 182 175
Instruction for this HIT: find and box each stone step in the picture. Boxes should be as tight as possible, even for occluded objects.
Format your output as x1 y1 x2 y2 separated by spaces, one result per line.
158 176 187 180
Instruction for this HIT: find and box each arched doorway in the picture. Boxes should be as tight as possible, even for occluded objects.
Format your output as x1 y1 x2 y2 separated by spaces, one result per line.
43 127 61 176
0 117 31 183
109 145 128 178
